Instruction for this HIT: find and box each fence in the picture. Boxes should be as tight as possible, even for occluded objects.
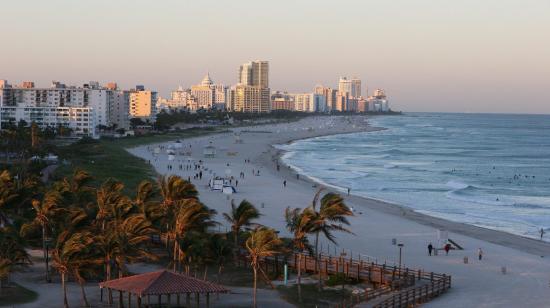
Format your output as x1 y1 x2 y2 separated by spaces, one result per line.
238 251 451 308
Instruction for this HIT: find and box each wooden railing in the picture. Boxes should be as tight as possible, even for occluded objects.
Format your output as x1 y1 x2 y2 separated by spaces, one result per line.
238 251 451 308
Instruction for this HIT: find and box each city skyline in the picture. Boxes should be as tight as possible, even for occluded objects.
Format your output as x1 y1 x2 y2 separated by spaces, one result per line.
1 0 549 114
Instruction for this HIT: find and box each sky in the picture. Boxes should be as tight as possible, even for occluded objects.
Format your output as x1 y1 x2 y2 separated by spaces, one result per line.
1 0 549 113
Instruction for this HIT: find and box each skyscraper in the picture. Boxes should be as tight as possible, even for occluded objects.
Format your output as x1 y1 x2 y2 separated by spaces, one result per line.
351 77 361 98
239 61 269 88
338 76 362 98
231 60 270 113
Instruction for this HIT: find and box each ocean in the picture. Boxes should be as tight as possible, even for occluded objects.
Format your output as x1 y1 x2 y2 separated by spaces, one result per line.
279 113 550 240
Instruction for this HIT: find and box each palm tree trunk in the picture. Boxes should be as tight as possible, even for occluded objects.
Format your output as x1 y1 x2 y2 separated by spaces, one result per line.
62 272 69 308
106 260 113 305
79 280 90 307
173 236 178 272
315 232 322 291
203 266 208 280
297 253 302 303
234 231 239 265
217 265 223 283
42 225 48 282
252 266 258 308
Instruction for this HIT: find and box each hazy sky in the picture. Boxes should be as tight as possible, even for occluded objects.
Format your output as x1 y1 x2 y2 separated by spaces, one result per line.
1 0 549 113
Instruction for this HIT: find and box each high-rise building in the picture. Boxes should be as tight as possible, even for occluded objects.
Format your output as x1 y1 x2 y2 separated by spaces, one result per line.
334 92 348 112
107 90 130 130
294 93 327 112
191 74 215 110
367 89 389 112
271 91 295 111
0 80 97 137
314 86 337 111
213 84 228 110
129 87 157 122
351 78 361 98
229 85 270 113
231 60 270 112
239 61 269 88
338 77 361 98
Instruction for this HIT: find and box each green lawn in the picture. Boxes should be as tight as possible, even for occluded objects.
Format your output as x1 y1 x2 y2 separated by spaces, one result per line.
0 283 39 306
54 128 224 193
277 283 352 308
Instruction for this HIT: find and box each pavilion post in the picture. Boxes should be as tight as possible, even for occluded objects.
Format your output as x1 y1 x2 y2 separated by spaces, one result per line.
137 295 142 308
158 294 161 306
119 290 124 308
128 292 131 308
206 293 210 307
177 293 180 306
167 294 171 308
187 293 191 306
100 288 103 302
196 292 200 307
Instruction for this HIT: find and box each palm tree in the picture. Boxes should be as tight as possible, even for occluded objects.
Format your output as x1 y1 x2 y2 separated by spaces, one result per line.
157 175 198 252
94 179 157 303
245 227 283 308
52 230 99 308
171 199 217 272
0 226 31 289
157 175 198 208
0 170 17 226
20 191 64 282
285 207 314 302
308 189 353 289
207 233 232 282
134 180 162 224
223 199 261 263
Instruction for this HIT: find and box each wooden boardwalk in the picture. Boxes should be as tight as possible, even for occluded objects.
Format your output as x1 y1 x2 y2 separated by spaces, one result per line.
241 252 451 308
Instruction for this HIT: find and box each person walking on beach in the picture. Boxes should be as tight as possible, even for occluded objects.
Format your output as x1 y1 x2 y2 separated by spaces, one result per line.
540 228 545 240
444 243 451 255
283 180 287 188
428 243 433 256
347 188 351 195
478 248 483 260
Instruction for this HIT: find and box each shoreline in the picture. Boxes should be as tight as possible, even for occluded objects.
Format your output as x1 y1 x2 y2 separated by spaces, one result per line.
267 127 550 258
127 115 550 307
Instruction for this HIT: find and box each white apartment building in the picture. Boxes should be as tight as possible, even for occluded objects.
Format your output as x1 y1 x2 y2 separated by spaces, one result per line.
338 77 361 98
294 93 327 112
0 80 113 138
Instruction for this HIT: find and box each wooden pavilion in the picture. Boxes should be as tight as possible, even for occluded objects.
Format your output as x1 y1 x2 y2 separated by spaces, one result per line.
99 270 229 307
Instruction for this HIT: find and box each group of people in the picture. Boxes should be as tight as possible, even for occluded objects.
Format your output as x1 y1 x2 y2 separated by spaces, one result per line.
427 242 483 260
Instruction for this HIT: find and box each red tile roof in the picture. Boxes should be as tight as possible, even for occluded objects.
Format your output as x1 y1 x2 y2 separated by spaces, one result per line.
99 270 229 296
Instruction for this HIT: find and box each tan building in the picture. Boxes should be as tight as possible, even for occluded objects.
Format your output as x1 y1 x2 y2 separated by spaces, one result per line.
191 74 215 110
229 85 270 113
239 61 269 88
271 91 294 111
230 60 270 113
334 92 348 112
129 87 157 122
314 86 337 111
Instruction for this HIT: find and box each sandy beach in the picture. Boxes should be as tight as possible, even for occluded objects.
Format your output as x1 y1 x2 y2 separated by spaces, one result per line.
126 115 550 308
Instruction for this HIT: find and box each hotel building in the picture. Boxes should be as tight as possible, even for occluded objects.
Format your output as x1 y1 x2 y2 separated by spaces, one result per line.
229 60 271 113
0 80 134 138
129 86 157 122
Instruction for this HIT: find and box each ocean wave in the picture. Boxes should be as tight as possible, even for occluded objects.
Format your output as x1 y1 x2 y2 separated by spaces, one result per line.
446 180 471 190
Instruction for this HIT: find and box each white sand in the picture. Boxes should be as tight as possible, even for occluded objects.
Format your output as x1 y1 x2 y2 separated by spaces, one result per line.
127 115 550 307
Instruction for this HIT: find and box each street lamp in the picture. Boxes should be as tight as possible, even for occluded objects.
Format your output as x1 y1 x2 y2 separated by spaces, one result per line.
397 243 404 269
